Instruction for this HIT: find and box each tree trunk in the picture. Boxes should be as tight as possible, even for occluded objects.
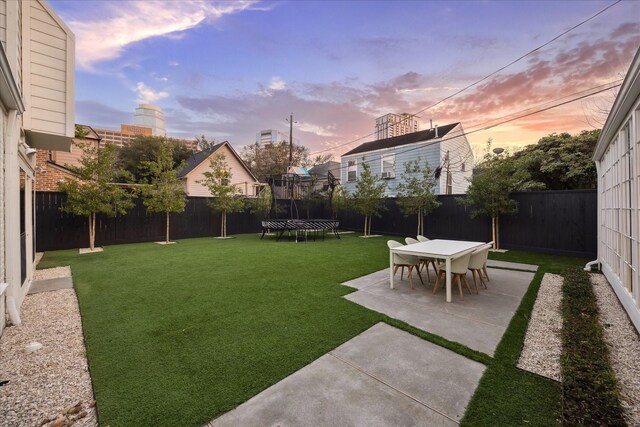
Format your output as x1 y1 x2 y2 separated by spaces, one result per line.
88 212 97 250
491 215 498 250
496 215 500 250
166 212 170 244
363 215 368 237
88 214 93 251
221 211 225 238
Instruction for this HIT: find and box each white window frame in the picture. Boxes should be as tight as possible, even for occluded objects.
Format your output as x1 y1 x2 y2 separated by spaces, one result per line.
347 159 357 182
381 154 395 179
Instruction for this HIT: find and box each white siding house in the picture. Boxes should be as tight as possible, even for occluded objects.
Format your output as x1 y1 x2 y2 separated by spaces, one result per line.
592 46 640 332
341 122 473 196
179 142 262 197
0 0 74 336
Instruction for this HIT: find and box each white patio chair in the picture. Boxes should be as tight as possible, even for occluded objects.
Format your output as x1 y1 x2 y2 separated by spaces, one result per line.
468 246 491 293
482 241 494 282
433 252 473 299
388 240 424 289
412 236 439 279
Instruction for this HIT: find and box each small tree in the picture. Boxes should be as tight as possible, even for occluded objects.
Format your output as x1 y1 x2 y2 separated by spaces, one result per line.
139 143 187 243
395 159 441 236
351 162 387 236
458 154 543 249
200 153 245 237
331 185 348 219
58 142 134 250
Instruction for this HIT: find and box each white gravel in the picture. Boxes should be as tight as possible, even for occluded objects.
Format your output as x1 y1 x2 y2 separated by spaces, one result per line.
0 289 97 427
34 266 71 281
590 273 640 426
517 273 563 381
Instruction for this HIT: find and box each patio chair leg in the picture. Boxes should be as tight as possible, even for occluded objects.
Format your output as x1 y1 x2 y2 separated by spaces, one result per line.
480 271 487 289
471 269 479 294
400 266 405 280
433 270 443 294
393 265 399 276
463 274 473 294
456 274 464 300
423 261 431 282
408 266 414 289
431 260 438 278
415 266 424 285
483 265 490 282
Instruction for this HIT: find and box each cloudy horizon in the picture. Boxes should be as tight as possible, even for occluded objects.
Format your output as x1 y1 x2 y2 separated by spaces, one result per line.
50 0 640 159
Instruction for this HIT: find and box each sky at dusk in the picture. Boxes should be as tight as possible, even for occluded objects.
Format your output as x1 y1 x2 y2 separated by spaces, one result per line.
48 0 640 160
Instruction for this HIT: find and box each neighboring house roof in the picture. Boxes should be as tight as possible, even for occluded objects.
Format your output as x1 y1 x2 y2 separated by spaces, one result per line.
75 124 102 141
342 122 459 156
178 141 260 182
309 161 340 179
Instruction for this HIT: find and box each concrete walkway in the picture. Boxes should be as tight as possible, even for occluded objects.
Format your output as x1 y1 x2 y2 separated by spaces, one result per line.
211 323 485 427
210 262 536 426
28 277 73 294
342 266 534 355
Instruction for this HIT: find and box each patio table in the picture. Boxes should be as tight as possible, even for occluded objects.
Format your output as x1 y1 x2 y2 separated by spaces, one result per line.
389 239 486 302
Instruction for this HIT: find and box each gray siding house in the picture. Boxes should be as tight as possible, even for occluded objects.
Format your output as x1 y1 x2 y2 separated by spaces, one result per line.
340 122 473 196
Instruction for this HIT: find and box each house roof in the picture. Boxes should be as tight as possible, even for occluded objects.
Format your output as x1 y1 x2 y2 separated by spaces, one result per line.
178 143 225 177
177 141 260 182
309 161 340 178
342 122 459 157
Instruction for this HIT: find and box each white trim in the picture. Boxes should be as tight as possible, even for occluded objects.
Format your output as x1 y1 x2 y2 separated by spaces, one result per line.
0 35 24 113
601 261 640 331
594 47 640 160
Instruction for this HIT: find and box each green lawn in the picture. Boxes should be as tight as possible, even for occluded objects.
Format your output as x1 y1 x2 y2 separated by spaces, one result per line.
38 236 588 426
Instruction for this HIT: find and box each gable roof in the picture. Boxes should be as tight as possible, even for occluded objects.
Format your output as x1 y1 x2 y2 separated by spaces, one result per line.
309 161 340 177
178 141 260 182
342 122 459 156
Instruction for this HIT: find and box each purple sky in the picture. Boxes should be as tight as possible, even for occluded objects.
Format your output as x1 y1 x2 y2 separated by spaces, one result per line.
49 0 640 159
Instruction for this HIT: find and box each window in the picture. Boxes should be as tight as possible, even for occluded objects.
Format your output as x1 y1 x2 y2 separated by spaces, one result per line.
381 154 395 178
347 160 357 182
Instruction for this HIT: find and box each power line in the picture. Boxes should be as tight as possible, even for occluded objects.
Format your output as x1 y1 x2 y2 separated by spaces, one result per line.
310 0 622 157
332 81 622 177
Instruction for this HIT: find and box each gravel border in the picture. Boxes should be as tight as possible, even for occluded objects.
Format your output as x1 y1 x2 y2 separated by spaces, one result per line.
590 273 640 425
0 289 97 427
517 273 562 381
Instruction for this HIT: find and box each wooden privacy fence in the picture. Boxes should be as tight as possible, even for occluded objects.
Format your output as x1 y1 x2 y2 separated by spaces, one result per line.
36 190 596 257
337 190 597 258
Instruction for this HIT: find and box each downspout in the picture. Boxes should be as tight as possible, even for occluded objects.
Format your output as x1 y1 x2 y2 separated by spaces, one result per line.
584 161 601 272
4 111 21 325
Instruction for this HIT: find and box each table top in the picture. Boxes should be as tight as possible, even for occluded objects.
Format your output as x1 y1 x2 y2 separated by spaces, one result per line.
392 239 485 258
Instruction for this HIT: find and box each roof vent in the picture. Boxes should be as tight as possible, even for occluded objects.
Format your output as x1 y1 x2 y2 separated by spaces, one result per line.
434 125 438 138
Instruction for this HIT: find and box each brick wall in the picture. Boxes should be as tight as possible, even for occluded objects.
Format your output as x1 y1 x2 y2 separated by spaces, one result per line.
35 149 77 192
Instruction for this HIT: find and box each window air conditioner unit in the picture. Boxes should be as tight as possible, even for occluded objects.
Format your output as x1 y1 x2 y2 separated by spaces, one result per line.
381 171 395 179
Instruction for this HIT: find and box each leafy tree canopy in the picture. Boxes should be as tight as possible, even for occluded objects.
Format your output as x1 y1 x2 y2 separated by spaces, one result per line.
117 136 193 182
508 130 599 190
241 141 324 182
395 159 441 235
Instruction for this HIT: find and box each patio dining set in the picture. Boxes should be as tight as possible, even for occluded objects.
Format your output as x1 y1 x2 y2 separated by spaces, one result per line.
388 236 494 303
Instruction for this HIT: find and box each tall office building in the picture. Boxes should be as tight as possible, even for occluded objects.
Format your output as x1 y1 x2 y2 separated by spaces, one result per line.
255 129 300 146
133 104 167 137
375 113 419 140
94 124 153 146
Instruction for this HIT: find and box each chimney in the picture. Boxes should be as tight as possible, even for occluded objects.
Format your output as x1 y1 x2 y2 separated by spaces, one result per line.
435 125 438 138
430 119 433 130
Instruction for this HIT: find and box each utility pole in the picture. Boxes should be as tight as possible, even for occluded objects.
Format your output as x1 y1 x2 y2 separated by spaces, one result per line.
287 113 294 166
445 150 452 195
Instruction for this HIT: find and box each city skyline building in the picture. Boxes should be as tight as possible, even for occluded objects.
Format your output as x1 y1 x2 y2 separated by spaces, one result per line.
375 113 420 140
134 104 167 137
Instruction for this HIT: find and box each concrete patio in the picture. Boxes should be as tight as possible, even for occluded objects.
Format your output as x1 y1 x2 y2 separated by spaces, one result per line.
211 323 485 427
209 262 537 426
341 264 536 355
